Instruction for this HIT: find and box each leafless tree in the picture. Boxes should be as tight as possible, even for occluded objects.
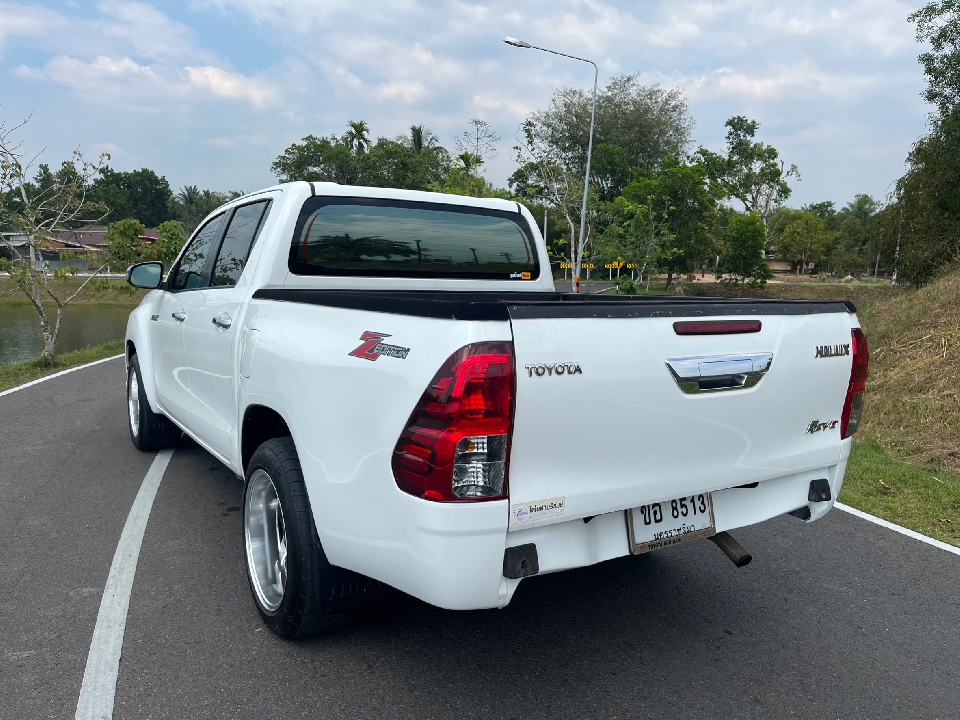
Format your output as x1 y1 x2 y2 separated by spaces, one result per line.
0 113 110 360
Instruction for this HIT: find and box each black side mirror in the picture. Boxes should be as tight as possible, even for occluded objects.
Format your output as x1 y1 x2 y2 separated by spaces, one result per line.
127 261 164 289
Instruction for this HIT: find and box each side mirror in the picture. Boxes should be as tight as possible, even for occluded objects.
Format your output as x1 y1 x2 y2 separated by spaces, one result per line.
127 261 164 289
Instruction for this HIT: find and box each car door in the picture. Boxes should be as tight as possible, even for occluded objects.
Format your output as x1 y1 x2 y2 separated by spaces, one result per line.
152 212 226 425
183 200 271 460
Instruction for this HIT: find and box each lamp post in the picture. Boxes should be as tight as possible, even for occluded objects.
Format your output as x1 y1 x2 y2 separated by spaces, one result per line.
505 36 598 293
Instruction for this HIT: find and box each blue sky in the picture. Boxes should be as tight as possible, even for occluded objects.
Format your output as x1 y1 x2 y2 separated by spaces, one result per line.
0 0 929 208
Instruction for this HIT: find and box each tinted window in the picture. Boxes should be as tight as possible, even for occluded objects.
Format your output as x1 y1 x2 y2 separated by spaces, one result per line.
170 214 225 291
289 198 539 280
211 201 269 287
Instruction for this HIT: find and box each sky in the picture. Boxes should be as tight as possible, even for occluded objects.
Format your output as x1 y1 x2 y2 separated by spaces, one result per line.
0 0 931 209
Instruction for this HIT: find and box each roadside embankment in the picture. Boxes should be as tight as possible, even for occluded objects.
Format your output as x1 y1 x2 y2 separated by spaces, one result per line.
0 340 124 393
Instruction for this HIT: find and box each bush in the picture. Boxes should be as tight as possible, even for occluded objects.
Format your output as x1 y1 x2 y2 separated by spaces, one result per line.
615 275 638 294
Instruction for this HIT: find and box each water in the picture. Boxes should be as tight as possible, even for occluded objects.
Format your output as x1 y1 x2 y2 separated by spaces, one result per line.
0 304 132 365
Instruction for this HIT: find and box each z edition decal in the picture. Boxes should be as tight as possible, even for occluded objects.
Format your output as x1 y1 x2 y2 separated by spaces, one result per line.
349 331 410 361
815 343 851 358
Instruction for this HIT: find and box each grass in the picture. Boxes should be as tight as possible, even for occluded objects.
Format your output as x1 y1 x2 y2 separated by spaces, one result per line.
0 339 124 393
0 277 146 306
843 439 960 547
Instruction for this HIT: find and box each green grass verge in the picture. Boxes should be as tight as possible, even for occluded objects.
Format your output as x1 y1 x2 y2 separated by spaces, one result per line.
841 439 960 547
0 339 125 393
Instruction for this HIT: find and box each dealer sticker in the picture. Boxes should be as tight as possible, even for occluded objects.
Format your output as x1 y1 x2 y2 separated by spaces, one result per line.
510 496 565 529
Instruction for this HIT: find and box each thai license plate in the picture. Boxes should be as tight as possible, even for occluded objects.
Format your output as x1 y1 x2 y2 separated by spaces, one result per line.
627 493 715 554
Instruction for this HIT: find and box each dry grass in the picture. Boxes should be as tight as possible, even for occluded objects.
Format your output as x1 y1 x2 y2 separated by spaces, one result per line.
856 268 960 474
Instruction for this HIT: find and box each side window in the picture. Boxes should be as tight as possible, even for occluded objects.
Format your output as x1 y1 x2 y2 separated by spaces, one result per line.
211 201 270 287
170 213 225 291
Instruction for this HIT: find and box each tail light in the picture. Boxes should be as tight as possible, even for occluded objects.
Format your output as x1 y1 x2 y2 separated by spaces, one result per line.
841 328 870 439
392 342 514 502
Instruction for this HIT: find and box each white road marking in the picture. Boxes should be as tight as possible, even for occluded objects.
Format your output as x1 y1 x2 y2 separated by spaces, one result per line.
0 355 124 399
835 502 960 557
75 448 174 720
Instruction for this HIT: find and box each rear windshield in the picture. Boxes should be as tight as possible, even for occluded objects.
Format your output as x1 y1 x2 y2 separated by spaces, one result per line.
289 197 539 280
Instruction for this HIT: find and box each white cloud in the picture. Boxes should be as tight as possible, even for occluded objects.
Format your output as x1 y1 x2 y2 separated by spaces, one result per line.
674 63 885 101
207 133 267 148
96 0 200 60
0 3 66 48
16 54 281 109
184 66 281 107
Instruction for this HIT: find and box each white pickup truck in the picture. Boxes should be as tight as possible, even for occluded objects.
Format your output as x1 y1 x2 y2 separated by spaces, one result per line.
124 181 870 638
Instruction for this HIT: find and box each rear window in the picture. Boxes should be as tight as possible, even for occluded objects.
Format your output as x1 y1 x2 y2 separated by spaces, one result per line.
289 197 539 280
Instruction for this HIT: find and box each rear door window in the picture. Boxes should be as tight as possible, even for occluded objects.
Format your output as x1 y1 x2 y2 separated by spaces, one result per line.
211 201 270 287
289 197 539 280
170 213 225 291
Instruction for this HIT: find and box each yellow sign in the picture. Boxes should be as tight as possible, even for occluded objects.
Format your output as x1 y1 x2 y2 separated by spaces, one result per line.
582 263 595 269
627 263 638 269
559 262 572 269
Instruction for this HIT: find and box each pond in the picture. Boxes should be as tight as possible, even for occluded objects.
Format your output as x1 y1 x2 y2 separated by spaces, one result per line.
0 304 133 365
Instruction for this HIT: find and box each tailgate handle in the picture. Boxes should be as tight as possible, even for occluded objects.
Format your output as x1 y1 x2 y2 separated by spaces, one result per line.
665 353 773 394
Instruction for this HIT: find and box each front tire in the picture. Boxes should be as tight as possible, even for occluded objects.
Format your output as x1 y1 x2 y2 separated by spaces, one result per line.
243 437 384 639
127 354 181 451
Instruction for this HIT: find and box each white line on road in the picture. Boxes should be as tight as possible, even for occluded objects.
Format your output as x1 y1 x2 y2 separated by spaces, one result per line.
75 448 174 720
0 354 124 399
835 502 960 557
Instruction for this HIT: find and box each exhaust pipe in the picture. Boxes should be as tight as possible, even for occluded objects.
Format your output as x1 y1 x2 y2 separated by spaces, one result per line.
709 532 752 568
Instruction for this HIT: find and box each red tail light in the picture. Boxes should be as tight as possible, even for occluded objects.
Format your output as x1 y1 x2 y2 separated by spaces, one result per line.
392 342 514 502
841 328 870 439
673 320 762 335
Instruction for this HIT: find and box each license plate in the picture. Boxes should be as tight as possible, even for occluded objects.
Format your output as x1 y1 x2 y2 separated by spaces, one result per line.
627 493 715 554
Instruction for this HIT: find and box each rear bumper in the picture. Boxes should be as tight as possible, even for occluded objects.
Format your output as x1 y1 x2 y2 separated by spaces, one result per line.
331 451 850 612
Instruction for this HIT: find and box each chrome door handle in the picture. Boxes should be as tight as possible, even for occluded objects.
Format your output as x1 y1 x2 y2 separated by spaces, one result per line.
172 312 186 322
212 314 232 329
665 353 773 394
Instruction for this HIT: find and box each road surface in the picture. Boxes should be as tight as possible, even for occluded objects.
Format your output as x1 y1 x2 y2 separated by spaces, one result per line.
1 357 957 719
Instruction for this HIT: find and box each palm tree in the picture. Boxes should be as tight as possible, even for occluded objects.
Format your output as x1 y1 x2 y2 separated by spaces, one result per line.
410 124 425 155
344 120 371 156
456 152 483 175
176 185 201 207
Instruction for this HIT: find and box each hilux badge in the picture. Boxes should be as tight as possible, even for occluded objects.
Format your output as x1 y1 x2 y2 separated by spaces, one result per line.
349 331 410 361
815 343 850 358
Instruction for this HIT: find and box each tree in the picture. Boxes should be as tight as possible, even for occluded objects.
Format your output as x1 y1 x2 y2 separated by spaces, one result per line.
168 186 241 234
511 118 590 287
344 120 371 155
454 119 500 166
622 157 718 288
272 122 452 192
529 75 692 194
717 212 773 288
405 124 438 155
697 116 799 225
910 0 960 118
103 218 145 269
89 166 173 226
776 213 832 274
271 133 361 185
0 115 109 360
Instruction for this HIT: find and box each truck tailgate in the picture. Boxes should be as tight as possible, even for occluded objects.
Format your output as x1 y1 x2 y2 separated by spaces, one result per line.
506 301 856 528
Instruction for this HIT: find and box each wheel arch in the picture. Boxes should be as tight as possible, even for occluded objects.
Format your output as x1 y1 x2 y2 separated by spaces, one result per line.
241 403 293 473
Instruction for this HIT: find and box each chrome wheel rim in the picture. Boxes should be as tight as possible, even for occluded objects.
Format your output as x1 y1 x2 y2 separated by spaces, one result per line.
128 367 140 439
244 469 288 612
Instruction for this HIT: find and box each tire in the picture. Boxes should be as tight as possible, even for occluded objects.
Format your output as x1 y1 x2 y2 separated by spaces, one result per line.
243 437 393 639
127 354 181 451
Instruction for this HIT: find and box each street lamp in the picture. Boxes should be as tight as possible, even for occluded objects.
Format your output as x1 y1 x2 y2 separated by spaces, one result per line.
505 36 598 293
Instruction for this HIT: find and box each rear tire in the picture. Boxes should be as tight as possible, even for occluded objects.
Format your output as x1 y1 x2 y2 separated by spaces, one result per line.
243 437 393 639
127 354 181 451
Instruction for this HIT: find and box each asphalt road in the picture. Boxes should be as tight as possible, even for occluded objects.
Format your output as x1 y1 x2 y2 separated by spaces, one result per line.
2 357 958 719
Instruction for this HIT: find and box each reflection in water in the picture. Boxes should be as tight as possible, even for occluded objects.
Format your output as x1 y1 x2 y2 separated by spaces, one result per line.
0 304 132 365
